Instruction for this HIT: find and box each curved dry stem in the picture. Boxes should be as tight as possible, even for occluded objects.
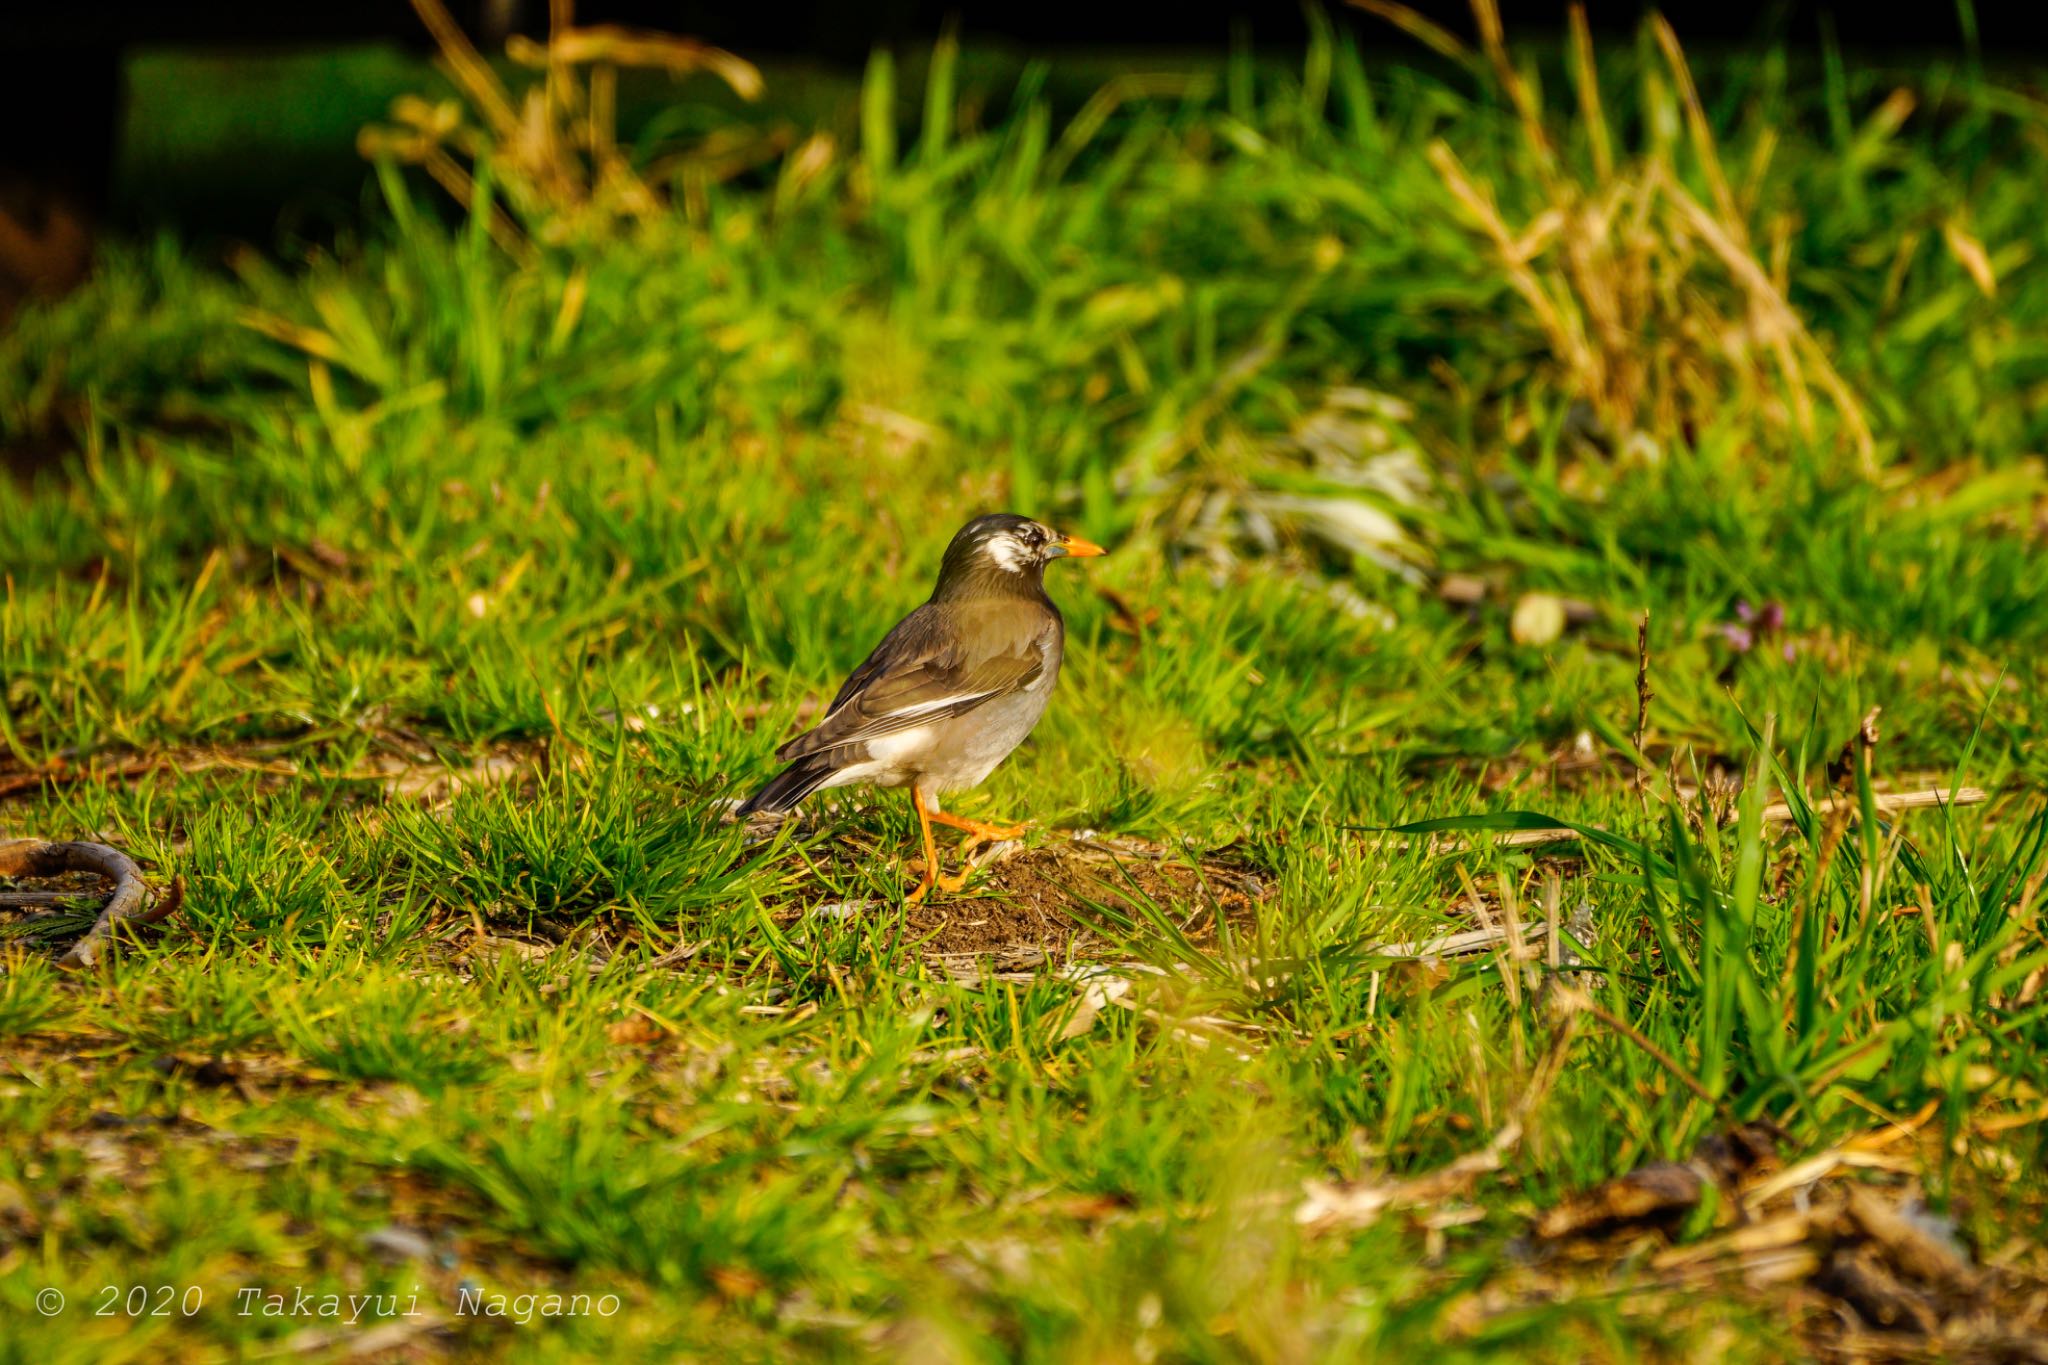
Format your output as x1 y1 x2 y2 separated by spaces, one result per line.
0 838 180 968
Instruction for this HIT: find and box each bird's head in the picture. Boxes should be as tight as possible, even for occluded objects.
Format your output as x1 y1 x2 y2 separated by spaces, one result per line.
935 513 1105 596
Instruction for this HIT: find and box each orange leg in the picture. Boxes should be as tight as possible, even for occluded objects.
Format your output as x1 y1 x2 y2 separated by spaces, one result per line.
934 860 978 894
905 786 942 903
930 810 1028 894
927 809 1029 842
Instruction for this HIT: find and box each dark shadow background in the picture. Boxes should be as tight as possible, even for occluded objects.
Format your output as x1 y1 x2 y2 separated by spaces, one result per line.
0 1 2017 277
2 1 2023 55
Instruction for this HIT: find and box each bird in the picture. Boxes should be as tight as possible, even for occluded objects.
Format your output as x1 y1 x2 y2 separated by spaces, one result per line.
737 512 1106 901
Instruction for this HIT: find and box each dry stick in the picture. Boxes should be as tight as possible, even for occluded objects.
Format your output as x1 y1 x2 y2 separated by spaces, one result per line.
1295 1117 1526 1232
1845 708 1885 927
1544 874 1563 976
0 838 183 968
1399 786 1989 854
1366 919 1555 961
1554 984 1726 1115
0 755 176 801
1759 788 1973 826
1 743 319 803
1633 608 1652 816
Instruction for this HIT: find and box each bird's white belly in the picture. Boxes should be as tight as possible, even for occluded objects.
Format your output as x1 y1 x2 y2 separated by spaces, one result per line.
924 674 1058 792
818 661 1059 796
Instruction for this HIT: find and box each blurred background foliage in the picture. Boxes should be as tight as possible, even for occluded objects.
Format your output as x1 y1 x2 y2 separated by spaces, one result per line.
3 0 2046 776
4 8 2048 1357
7 4 2046 670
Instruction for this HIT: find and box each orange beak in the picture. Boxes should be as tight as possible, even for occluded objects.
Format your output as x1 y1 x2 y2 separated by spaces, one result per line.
1054 533 1107 559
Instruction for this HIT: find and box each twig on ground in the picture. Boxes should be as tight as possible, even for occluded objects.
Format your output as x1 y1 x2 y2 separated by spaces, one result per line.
1633 608 1652 814
1295 1119 1524 1232
1755 782 1972 826
1366 916 1557 961
1553 983 1724 1112
0 752 211 800
0 838 183 968
1387 785 1988 854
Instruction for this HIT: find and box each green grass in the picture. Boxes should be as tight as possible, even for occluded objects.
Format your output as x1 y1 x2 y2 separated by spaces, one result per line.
4 12 2048 1360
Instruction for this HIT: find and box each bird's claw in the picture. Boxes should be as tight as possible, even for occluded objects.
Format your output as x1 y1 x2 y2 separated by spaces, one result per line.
904 821 1029 899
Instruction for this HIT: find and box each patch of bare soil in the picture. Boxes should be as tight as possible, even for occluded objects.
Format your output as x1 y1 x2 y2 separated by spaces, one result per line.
753 823 1270 968
905 835 1266 957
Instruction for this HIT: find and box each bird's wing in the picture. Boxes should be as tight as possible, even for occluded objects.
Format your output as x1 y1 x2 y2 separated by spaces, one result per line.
775 603 1047 762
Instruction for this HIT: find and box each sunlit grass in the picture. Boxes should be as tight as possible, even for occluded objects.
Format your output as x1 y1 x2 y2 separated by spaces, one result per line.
2 7 2046 1358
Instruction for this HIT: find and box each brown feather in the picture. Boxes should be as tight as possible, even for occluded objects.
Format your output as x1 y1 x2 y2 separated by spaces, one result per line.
775 594 1060 763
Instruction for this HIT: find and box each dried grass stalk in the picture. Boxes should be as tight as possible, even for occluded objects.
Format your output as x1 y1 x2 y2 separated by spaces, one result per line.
357 0 765 245
1358 1 1877 469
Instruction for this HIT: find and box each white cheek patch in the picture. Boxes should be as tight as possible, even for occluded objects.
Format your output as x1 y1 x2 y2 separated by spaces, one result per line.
984 534 1028 573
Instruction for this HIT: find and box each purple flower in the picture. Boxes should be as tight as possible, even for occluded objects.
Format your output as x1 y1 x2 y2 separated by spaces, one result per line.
1722 599 1788 657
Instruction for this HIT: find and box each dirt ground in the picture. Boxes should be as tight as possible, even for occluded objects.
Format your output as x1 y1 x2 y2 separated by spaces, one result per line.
754 818 1271 963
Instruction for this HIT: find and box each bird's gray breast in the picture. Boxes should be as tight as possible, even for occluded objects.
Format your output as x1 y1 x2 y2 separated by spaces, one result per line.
924 619 1063 792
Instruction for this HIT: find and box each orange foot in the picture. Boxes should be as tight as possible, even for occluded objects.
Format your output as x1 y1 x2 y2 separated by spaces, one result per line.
905 859 937 903
931 815 1030 893
904 794 1030 900
928 810 1029 843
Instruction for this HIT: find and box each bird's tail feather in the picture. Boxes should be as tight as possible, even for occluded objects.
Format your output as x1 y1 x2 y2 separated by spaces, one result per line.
735 753 839 817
